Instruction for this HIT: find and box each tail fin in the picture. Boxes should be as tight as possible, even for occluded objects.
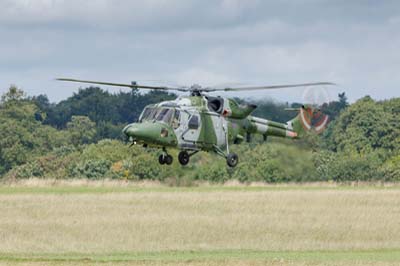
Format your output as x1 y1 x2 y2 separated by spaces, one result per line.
288 105 329 137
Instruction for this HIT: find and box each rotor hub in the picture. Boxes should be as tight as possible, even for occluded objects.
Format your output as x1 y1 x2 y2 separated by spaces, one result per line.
189 84 203 96
190 84 202 90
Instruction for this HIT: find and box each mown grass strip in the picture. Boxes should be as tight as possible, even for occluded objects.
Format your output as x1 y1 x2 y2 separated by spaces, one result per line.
0 184 399 194
1 250 400 263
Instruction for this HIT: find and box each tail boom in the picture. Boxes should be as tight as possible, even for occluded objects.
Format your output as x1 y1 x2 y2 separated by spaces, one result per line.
228 105 328 144
246 105 325 139
249 116 299 139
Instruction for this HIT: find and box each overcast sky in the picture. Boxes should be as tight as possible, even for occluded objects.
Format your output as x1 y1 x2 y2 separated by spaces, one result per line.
0 0 399 103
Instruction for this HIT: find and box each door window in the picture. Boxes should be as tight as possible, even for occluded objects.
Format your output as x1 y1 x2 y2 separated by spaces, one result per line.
188 115 199 130
172 110 180 129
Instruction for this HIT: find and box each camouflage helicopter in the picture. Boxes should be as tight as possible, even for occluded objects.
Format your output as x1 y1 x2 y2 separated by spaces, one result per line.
57 78 333 167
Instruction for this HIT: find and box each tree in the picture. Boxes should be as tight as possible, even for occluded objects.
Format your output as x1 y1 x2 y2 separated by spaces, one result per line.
320 92 349 121
67 116 96 147
324 96 398 153
0 87 70 174
1 85 26 103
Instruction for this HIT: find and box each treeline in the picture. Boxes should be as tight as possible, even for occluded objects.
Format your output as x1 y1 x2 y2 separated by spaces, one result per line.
1 85 399 183
34 87 176 140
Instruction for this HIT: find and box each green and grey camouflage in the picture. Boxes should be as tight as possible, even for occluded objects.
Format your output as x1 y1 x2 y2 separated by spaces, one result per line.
57 78 332 167
122 95 326 167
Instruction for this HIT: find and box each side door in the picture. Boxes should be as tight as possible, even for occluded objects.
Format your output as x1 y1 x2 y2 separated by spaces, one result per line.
203 112 227 147
181 111 201 143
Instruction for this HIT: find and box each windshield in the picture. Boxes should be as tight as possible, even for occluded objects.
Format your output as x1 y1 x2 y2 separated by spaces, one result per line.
156 108 174 124
140 107 176 124
139 107 158 122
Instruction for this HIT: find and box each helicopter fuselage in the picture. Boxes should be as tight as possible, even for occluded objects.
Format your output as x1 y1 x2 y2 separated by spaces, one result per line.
56 77 330 167
122 95 307 167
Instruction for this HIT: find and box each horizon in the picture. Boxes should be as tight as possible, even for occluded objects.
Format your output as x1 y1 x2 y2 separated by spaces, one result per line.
2 82 391 106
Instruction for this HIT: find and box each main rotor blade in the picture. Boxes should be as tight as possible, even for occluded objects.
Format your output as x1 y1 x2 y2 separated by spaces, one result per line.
56 78 188 91
206 82 336 92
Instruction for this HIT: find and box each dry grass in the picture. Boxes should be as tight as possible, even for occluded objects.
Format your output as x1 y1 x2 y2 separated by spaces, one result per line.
0 261 399 266
1 186 400 265
0 178 164 188
3 178 400 188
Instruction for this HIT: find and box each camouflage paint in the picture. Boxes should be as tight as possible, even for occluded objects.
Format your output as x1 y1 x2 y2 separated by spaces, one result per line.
123 121 178 147
226 99 257 119
123 96 317 152
198 112 218 150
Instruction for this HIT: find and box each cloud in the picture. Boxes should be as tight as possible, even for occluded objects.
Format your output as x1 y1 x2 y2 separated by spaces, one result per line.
0 0 263 31
0 0 399 102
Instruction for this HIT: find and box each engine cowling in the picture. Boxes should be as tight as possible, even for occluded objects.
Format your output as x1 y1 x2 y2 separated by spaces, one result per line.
224 99 257 119
206 97 257 119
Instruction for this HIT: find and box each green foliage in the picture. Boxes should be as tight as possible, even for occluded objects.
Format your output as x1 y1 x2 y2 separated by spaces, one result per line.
312 150 336 181
193 160 229 183
95 121 124 140
70 159 112 179
1 85 399 184
53 145 77 157
324 96 398 153
0 87 99 175
13 161 44 179
0 87 66 173
250 99 293 122
67 116 96 146
313 151 384 182
317 96 400 182
121 154 163 180
1 85 26 103
80 139 131 161
43 87 176 129
381 155 400 181
59 140 131 179
231 143 317 183
320 92 349 121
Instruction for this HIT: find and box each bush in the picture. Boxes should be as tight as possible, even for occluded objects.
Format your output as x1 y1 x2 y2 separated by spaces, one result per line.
193 162 229 183
70 159 112 179
53 145 77 157
313 151 384 182
231 142 317 183
381 155 400 181
13 161 44 179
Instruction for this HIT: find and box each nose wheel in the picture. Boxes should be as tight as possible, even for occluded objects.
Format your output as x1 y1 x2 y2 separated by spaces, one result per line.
159 147 173 165
159 154 173 165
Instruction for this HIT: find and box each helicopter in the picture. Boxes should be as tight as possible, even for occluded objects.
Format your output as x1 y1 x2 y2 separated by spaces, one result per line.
57 78 333 167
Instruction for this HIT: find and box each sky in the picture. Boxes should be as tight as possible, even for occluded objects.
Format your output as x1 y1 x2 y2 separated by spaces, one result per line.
0 0 399 103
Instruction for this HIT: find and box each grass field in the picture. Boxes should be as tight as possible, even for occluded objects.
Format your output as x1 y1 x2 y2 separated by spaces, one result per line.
1 183 400 265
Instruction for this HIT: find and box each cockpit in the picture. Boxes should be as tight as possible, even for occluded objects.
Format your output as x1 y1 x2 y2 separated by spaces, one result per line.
139 107 181 129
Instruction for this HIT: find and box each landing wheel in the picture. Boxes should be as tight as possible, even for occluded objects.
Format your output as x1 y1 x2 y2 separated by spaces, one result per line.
159 154 173 165
165 155 173 165
158 154 166 165
226 153 239 168
178 151 190 166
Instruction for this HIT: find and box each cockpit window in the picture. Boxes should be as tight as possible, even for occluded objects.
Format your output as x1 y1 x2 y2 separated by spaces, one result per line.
140 107 179 125
156 108 174 124
156 109 168 121
140 107 158 122
140 108 151 121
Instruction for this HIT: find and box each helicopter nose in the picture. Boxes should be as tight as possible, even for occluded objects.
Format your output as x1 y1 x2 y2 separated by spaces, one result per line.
122 122 177 146
122 124 138 137
123 124 147 139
